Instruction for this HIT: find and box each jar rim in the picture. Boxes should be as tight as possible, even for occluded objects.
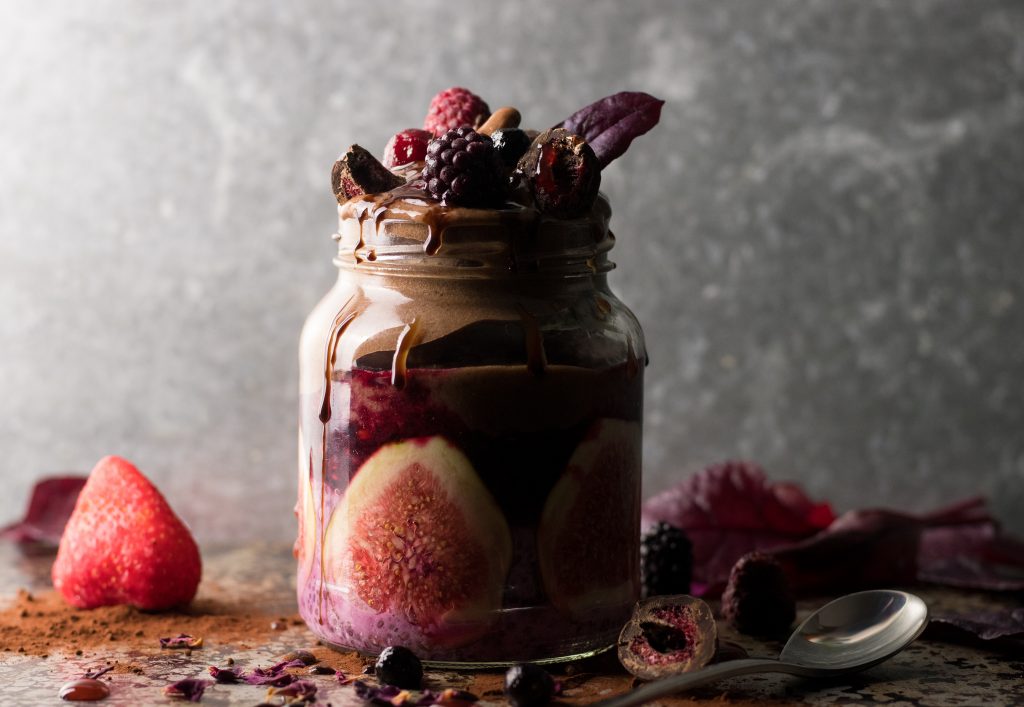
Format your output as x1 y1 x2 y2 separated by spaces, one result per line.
334 190 616 279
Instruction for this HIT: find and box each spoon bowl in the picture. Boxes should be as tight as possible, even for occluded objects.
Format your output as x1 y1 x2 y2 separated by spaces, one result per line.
593 590 929 707
780 590 929 673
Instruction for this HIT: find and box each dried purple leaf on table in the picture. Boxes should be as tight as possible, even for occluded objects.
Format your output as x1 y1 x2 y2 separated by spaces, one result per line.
930 608 1024 641
268 678 318 701
0 476 86 550
641 461 835 596
917 498 1024 591
163 678 212 702
559 91 664 168
160 633 203 649
208 665 246 683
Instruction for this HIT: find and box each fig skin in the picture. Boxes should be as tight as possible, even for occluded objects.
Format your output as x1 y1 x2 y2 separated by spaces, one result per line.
325 436 512 648
617 594 718 681
538 419 642 618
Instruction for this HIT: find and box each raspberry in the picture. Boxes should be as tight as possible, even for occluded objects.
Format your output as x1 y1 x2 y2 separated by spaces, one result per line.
423 87 490 137
383 128 432 169
721 552 796 636
640 522 693 597
422 126 506 207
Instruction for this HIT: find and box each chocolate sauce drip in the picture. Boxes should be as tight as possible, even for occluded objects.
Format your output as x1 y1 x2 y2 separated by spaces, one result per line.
317 301 358 623
391 319 420 389
517 306 548 376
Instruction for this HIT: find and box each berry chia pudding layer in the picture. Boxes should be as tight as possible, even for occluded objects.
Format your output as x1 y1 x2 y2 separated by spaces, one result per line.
298 87 662 664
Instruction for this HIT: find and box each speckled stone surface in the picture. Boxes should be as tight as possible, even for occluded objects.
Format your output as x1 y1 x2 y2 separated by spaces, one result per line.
1 544 1022 705
1 0 1023 542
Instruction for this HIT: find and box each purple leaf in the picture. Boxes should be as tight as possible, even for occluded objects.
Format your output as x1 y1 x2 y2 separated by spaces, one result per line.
749 496 1024 597
559 91 665 168
0 476 86 549
642 461 835 596
163 678 212 702
929 608 1024 641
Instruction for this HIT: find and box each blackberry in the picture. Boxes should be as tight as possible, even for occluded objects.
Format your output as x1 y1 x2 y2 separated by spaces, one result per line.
504 663 555 707
422 126 506 207
374 645 422 689
640 522 693 597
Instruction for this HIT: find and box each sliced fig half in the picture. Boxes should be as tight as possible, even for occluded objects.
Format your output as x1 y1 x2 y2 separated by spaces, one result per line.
326 436 512 647
538 418 642 617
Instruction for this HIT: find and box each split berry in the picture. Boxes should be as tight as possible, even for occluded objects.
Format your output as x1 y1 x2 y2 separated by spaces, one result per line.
383 128 432 169
422 126 506 207
374 645 423 689
423 86 490 137
504 663 555 707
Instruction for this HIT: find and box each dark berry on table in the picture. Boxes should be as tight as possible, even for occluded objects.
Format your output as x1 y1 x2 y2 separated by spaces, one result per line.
374 645 423 689
721 551 796 636
515 128 600 218
491 128 533 169
422 126 506 207
640 522 693 597
424 86 490 137
504 663 555 707
383 128 433 168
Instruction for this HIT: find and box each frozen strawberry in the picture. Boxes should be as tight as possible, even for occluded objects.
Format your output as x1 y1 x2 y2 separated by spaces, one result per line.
423 87 490 137
52 456 202 610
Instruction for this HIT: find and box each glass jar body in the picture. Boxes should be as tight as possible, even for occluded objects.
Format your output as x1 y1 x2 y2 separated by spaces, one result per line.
297 266 644 665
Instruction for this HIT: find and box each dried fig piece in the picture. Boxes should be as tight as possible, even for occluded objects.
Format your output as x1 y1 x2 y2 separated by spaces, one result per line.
617 595 717 681
515 128 600 219
331 144 403 203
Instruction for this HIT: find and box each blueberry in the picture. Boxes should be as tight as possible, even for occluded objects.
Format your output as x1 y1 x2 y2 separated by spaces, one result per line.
374 645 423 689
491 128 532 168
504 663 555 707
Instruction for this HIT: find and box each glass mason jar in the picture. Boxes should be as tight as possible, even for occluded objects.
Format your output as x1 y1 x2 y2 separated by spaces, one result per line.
297 188 645 665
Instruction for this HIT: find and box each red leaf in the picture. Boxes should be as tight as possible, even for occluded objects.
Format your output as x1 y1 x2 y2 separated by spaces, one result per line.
642 461 835 596
559 91 664 168
0 476 86 550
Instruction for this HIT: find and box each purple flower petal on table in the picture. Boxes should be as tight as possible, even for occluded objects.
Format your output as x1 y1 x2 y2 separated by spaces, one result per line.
269 679 318 701
159 634 203 649
559 91 664 168
163 678 212 702
0 476 86 549
207 665 245 683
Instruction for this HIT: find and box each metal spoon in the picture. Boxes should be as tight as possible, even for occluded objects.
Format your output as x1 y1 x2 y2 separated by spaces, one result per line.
593 589 929 707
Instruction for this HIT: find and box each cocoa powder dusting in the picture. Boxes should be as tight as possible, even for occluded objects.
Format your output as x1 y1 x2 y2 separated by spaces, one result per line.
0 588 298 658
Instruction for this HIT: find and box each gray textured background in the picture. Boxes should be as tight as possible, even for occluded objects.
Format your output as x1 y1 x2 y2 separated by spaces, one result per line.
1 1 1022 541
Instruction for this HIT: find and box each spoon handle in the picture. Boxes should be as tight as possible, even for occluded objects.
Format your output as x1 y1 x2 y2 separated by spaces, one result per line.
590 659 810 707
